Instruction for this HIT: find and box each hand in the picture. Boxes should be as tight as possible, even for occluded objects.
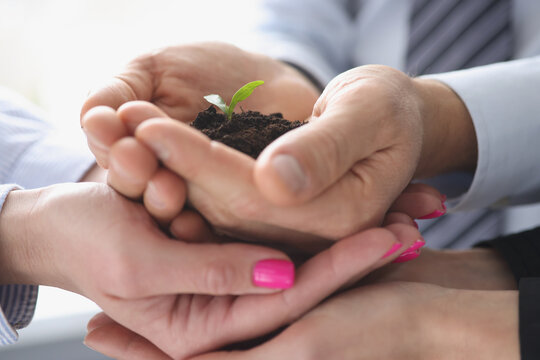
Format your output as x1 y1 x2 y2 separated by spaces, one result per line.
253 65 477 233
84 282 520 360
364 247 518 291
82 213 422 360
0 182 296 295
81 101 444 249
80 41 319 160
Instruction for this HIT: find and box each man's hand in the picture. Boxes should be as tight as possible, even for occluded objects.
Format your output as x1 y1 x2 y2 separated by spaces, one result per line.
364 247 517 291
84 282 520 360
254 65 476 232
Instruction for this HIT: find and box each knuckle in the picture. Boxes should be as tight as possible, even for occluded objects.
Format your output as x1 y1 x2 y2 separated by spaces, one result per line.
201 260 239 295
99 253 139 298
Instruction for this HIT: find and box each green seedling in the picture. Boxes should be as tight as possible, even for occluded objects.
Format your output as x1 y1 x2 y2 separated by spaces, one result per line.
204 80 264 121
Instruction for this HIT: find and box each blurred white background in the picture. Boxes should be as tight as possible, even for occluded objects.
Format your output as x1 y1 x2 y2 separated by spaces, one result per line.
0 1 259 357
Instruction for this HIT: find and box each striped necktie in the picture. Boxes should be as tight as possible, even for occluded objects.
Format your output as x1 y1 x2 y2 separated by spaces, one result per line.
407 0 513 76
405 0 514 249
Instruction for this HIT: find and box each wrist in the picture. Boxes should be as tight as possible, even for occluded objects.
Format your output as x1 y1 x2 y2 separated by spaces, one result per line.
0 188 45 285
412 78 478 178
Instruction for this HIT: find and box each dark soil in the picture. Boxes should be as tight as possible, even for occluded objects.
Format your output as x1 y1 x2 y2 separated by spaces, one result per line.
191 106 305 158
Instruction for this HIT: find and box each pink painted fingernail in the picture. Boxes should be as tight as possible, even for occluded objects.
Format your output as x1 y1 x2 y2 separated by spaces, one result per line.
418 208 446 219
382 243 403 258
441 194 447 202
392 249 421 263
253 259 295 289
406 238 426 252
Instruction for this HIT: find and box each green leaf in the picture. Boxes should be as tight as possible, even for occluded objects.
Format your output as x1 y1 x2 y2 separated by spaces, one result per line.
227 80 264 120
204 94 229 116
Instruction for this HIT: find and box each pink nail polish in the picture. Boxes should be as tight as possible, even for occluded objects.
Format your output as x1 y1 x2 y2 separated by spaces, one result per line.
418 208 446 220
382 243 403 258
406 238 426 252
441 194 447 202
253 259 295 289
392 249 421 263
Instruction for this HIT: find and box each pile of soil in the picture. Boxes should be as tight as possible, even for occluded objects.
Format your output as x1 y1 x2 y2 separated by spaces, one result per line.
191 106 305 158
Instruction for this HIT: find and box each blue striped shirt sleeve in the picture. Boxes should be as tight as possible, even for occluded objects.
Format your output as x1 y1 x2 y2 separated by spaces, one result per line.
0 185 39 345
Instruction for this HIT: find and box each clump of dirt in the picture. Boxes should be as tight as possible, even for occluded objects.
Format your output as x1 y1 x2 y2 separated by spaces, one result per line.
191 106 305 158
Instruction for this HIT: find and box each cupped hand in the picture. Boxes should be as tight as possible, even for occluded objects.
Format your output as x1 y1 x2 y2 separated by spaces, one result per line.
81 101 444 248
83 212 422 360
254 65 463 233
80 41 319 155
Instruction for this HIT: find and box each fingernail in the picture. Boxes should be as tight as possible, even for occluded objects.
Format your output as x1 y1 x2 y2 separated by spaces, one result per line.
271 154 307 194
418 208 446 220
86 312 109 332
84 131 109 153
392 249 421 263
83 338 96 351
441 194 447 202
253 259 295 289
145 140 170 161
413 220 419 229
382 242 403 258
145 181 166 209
406 238 426 253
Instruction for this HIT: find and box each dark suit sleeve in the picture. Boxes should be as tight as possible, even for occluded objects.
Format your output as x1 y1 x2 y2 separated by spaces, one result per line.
476 226 540 359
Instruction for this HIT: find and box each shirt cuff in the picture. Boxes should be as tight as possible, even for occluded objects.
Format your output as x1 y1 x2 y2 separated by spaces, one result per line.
423 56 540 211
0 185 39 346
8 130 96 189
519 278 540 360
0 285 38 346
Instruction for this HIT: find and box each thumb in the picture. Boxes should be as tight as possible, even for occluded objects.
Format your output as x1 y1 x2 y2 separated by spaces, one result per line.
254 110 380 206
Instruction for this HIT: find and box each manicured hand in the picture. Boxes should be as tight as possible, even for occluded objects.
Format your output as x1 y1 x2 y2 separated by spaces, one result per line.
81 101 444 249
84 282 520 360
253 65 477 233
83 213 421 360
0 182 296 296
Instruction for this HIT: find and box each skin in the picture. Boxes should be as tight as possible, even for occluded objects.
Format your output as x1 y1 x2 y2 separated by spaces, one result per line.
84 248 520 360
80 43 448 246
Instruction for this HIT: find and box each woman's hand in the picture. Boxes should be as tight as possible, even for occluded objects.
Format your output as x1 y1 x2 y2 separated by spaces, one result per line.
80 42 319 137
0 182 422 359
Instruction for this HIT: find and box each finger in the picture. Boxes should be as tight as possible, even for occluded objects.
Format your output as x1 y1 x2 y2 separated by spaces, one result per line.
87 312 115 332
81 62 154 118
383 212 417 227
114 240 296 298
253 101 387 206
389 191 445 219
117 101 170 134
85 318 172 360
402 183 442 198
217 227 412 345
169 210 216 243
81 106 129 169
143 168 186 223
108 137 159 199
